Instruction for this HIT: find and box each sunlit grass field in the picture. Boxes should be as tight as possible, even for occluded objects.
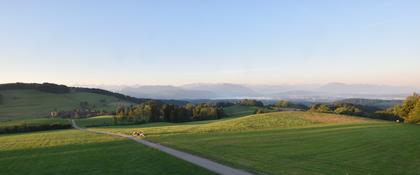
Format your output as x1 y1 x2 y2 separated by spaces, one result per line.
0 129 215 175
90 112 371 136
89 112 420 175
223 104 262 118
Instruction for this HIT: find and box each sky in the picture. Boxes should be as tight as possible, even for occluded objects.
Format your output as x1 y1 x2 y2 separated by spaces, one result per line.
0 0 419 87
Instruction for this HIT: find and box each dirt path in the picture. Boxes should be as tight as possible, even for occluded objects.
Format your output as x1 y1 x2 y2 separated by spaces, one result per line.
71 120 254 175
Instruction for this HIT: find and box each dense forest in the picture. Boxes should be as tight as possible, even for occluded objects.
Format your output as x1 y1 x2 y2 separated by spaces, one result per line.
114 101 224 123
0 123 72 134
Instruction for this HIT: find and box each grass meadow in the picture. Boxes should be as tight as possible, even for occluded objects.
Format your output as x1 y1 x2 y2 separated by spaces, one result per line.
0 129 215 175
0 90 132 120
89 112 420 175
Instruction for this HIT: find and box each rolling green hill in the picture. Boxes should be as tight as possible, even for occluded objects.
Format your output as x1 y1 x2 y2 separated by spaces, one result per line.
0 89 133 120
223 104 262 117
89 112 371 136
88 112 420 175
0 129 215 175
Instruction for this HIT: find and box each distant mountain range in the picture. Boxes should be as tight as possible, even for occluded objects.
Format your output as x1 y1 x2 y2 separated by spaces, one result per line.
83 83 420 101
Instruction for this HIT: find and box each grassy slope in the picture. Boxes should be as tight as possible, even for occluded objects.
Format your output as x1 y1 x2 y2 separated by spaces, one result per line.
76 115 116 127
76 115 145 127
90 112 420 175
0 129 215 175
223 104 261 118
91 112 370 136
150 122 420 175
0 89 132 120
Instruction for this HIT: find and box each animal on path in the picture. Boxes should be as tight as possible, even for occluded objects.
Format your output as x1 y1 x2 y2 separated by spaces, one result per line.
132 131 145 137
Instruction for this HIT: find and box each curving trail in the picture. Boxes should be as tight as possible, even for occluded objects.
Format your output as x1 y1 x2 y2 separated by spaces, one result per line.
71 120 254 175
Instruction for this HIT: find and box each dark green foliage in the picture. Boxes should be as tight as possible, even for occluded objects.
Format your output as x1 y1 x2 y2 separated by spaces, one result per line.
53 103 113 119
374 110 400 121
0 123 72 134
336 98 402 109
274 100 308 110
0 94 2 105
309 102 402 121
192 104 222 120
115 101 224 123
237 99 264 107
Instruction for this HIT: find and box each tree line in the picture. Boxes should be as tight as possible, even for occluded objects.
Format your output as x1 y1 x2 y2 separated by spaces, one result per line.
308 102 400 121
114 101 224 124
273 100 309 110
307 94 420 122
237 99 264 107
0 123 72 134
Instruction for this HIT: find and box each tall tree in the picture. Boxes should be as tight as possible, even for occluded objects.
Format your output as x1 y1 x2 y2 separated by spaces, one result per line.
406 98 420 123
394 93 420 123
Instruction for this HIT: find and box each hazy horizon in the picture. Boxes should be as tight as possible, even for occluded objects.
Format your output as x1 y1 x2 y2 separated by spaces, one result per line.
1 1 420 86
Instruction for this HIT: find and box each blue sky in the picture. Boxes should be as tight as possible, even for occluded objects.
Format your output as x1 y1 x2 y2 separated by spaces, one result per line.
0 0 419 86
